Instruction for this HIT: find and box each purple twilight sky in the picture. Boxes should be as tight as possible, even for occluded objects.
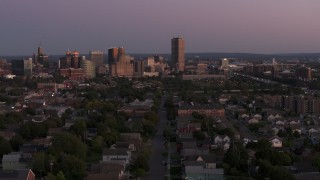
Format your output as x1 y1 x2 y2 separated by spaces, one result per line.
0 0 320 55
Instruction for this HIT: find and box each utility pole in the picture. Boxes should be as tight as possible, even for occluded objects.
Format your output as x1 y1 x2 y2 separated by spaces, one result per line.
49 160 54 173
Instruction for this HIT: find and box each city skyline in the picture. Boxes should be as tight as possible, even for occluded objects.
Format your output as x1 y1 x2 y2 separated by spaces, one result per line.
1 1 320 55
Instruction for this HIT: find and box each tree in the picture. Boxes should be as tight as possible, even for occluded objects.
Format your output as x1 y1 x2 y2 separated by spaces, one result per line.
71 119 87 139
56 171 67 180
192 111 205 120
312 154 320 171
163 127 172 140
0 137 12 158
52 133 87 160
101 130 118 147
133 168 146 178
193 130 206 140
0 118 4 130
10 134 24 151
92 136 104 153
31 153 46 177
224 147 249 176
255 149 291 166
133 155 149 171
20 122 47 140
257 160 294 180
144 111 159 124
104 114 117 129
141 120 156 138
60 155 86 180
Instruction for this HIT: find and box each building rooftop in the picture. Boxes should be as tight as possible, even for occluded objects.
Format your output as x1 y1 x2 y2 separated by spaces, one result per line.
102 149 129 156
0 169 34 180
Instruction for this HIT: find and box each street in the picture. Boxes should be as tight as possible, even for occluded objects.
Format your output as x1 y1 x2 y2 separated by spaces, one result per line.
145 96 167 180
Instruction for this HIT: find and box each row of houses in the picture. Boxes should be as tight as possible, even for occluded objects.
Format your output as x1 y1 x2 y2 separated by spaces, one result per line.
87 133 142 180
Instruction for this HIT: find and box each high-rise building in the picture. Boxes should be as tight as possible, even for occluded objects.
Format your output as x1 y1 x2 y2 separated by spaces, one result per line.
89 50 104 66
38 46 44 56
59 50 80 69
109 47 134 77
11 58 33 76
71 51 80 69
134 60 145 77
221 58 229 69
0 59 12 76
81 57 96 79
108 47 119 65
34 46 49 65
171 37 185 72
296 66 312 79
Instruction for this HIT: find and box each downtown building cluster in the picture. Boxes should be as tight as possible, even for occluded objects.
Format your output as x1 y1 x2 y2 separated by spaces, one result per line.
0 37 187 81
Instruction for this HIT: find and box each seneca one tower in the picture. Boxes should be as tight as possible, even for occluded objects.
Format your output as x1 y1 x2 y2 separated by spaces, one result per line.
171 37 185 72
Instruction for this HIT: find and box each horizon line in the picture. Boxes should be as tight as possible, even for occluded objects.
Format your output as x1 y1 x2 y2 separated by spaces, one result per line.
1 52 320 57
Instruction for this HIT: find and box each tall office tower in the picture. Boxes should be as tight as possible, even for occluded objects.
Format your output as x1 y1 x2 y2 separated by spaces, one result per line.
296 66 312 79
0 59 12 76
144 57 155 66
60 50 72 68
89 50 104 66
221 58 229 69
171 37 185 72
110 47 134 77
35 46 49 64
11 58 33 76
108 47 119 64
81 57 96 79
38 46 44 56
71 51 80 69
134 60 145 77
59 50 80 69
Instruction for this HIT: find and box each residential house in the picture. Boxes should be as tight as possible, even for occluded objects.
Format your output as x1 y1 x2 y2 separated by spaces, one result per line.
267 114 275 121
86 128 97 140
268 113 283 121
24 115 48 123
87 162 126 180
289 120 300 125
293 161 320 180
177 104 225 118
275 120 285 125
111 142 136 152
248 118 259 124
269 136 283 148
2 153 28 170
214 135 231 151
43 106 68 118
0 169 35 180
20 144 48 155
309 133 320 145
118 99 153 117
177 121 201 138
241 114 250 119
119 133 142 149
64 118 77 129
48 127 64 137
197 139 216 150
271 127 280 135
102 149 131 165
185 155 218 169
290 124 302 134
253 114 262 120
226 105 246 116
0 130 16 141
31 137 52 147
308 128 319 134
184 161 224 180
